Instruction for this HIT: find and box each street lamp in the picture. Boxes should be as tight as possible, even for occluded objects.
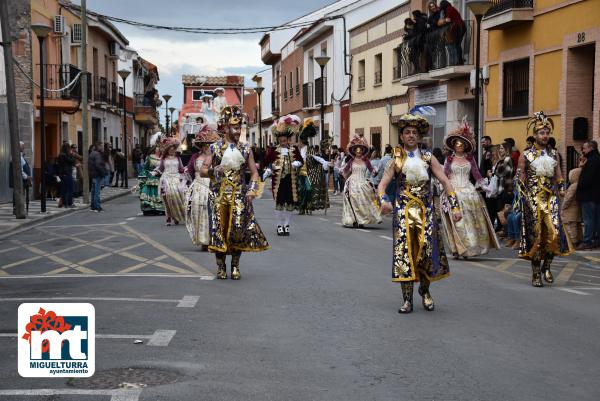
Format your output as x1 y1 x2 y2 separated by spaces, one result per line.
118 68 131 188
254 86 264 148
32 23 52 213
466 0 492 164
163 94 172 135
314 56 330 144
169 106 176 135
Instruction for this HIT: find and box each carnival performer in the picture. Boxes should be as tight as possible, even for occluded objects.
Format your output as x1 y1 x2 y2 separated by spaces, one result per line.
378 114 462 313
153 137 187 226
138 145 164 215
213 87 228 114
297 119 330 214
185 125 220 250
341 134 381 228
202 106 269 280
261 115 303 235
440 119 500 258
517 111 574 287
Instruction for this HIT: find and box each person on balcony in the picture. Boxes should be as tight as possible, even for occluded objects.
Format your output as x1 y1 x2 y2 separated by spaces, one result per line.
438 0 466 66
426 1 442 31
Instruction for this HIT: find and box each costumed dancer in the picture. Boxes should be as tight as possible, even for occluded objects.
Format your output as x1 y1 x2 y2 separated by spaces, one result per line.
185 125 220 250
261 115 303 236
341 134 382 228
517 111 574 287
138 144 164 215
203 106 269 280
153 137 187 226
440 119 500 258
378 114 462 313
297 119 330 214
213 87 228 114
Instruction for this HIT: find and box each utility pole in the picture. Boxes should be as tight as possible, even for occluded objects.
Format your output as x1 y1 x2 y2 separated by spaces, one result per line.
0 1 26 219
81 0 90 204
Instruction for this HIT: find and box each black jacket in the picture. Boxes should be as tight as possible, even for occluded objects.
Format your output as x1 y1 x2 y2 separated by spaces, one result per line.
577 149 600 202
88 150 107 179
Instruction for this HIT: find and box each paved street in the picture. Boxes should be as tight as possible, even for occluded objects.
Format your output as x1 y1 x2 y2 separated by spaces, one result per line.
0 192 599 400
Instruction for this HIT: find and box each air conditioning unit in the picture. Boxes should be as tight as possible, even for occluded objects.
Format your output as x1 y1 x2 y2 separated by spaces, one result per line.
71 23 82 44
109 42 119 58
54 15 65 34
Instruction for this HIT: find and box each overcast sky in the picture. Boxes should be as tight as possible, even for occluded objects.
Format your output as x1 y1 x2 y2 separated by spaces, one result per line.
80 0 334 125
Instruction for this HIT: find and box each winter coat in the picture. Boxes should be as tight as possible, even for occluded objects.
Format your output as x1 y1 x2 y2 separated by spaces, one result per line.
576 149 600 202
562 167 581 223
88 150 108 179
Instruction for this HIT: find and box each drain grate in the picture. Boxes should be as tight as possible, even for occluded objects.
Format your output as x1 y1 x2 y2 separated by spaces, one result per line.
68 367 182 389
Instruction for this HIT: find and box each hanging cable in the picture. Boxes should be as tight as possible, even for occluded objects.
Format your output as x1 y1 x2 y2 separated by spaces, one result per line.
12 56 82 92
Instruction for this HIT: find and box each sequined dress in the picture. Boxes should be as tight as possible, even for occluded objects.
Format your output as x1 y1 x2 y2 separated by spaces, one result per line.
138 154 164 213
158 157 186 223
342 162 382 226
441 162 500 256
186 156 211 246
307 148 330 211
208 140 269 254
518 147 573 259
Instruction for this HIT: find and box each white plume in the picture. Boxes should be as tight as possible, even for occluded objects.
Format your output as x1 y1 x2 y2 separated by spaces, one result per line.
403 155 429 185
531 152 557 177
220 145 246 170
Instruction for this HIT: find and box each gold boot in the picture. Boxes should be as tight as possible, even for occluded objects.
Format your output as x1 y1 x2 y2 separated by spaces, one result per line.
542 260 554 284
418 283 435 312
216 254 227 280
398 282 414 314
230 253 241 280
531 262 543 287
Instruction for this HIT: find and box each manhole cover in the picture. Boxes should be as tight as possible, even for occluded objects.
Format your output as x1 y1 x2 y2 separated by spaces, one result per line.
69 367 182 389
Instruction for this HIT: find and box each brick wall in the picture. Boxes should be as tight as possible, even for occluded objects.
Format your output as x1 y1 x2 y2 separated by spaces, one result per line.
281 47 304 116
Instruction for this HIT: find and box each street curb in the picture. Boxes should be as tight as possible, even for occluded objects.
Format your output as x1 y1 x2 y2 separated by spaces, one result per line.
0 189 134 240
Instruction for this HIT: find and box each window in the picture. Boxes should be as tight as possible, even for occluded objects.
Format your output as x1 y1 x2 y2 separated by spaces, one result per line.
192 89 215 101
374 53 383 85
503 58 529 117
71 23 82 43
283 74 287 100
295 67 300 95
393 47 401 80
289 71 293 98
358 60 365 90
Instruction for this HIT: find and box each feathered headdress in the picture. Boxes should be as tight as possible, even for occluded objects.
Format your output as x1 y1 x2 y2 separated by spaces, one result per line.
348 133 369 156
527 111 554 135
194 124 221 144
299 118 318 142
218 105 245 127
397 113 430 134
159 136 180 153
444 116 475 154
271 114 302 138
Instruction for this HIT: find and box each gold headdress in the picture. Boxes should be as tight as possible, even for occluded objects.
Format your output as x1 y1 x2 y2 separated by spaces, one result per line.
527 111 554 135
219 105 245 127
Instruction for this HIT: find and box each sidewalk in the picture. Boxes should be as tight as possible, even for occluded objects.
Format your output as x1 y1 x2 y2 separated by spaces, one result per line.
0 179 137 237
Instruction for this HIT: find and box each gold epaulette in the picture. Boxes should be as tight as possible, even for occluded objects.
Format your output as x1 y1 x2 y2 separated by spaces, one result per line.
393 146 406 173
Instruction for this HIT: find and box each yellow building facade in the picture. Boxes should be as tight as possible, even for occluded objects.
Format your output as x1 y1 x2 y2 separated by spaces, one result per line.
483 0 600 170
349 4 411 153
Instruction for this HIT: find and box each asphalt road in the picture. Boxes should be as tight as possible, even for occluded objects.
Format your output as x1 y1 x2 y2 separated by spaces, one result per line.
0 192 599 401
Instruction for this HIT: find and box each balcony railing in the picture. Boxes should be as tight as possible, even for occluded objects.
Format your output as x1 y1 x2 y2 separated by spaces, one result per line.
296 83 300 95
93 76 108 103
398 20 474 79
315 77 326 105
303 82 313 108
485 0 533 17
134 93 159 108
289 87 293 98
393 66 401 80
271 91 279 112
39 64 89 101
374 71 382 85
357 76 365 90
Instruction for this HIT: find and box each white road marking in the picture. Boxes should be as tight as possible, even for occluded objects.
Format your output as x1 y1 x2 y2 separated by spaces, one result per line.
177 295 200 307
318 217 328 221
567 287 600 290
126 217 136 221
119 221 127 225
357 229 371 233
379 235 393 241
0 295 201 308
0 389 142 401
137 212 144 216
557 288 591 296
147 329 176 346
335 223 343 226
0 273 214 280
